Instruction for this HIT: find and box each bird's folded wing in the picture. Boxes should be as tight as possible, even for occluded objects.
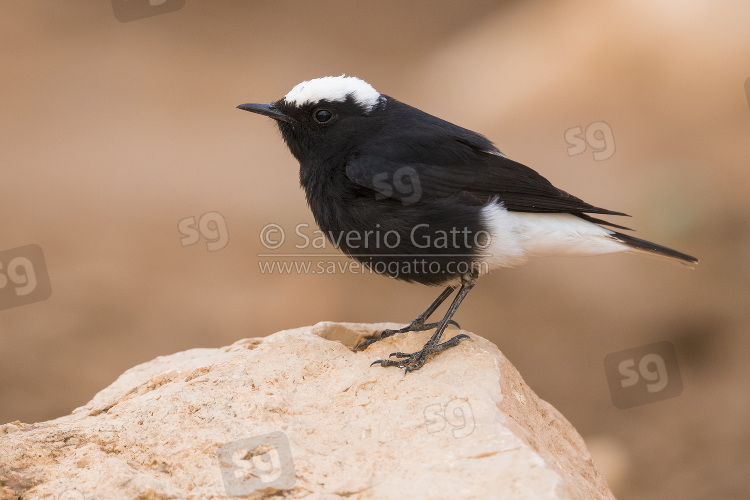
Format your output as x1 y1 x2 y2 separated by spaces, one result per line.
345 139 627 217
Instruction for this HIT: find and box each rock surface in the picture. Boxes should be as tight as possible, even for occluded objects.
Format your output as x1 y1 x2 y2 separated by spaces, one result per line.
0 322 614 499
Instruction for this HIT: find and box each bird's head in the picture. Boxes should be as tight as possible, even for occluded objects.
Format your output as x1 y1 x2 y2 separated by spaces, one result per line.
238 75 385 163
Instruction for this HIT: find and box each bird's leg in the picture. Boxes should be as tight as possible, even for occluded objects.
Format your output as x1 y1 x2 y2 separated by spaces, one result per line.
371 272 477 373
355 285 458 351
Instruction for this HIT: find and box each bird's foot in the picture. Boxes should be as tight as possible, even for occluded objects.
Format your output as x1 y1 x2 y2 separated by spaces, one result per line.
370 334 470 373
355 320 460 351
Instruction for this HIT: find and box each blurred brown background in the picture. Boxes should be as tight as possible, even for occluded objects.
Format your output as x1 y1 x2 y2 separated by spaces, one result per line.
2 1 749 498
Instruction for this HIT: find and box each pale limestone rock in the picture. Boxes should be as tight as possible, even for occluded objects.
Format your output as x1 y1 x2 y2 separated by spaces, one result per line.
0 322 614 499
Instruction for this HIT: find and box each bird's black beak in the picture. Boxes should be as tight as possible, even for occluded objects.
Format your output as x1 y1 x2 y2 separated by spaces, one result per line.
237 102 295 124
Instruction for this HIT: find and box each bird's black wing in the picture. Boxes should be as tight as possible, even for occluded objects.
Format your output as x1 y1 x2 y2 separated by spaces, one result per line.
346 137 627 216
469 153 627 216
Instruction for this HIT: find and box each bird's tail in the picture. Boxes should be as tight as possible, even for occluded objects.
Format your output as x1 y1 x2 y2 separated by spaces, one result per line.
610 231 698 268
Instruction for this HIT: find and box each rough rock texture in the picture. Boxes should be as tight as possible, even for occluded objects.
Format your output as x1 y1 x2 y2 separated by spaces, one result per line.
0 323 614 499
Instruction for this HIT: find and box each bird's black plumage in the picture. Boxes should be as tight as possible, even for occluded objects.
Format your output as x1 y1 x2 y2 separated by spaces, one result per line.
238 76 697 372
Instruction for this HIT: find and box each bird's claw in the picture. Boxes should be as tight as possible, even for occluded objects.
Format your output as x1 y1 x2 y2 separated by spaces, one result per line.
355 320 462 352
369 333 471 373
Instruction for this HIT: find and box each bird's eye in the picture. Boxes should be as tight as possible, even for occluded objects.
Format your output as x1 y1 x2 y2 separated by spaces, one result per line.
314 109 332 123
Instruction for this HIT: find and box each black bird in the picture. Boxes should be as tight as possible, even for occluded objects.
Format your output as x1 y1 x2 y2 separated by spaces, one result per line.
238 75 697 373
